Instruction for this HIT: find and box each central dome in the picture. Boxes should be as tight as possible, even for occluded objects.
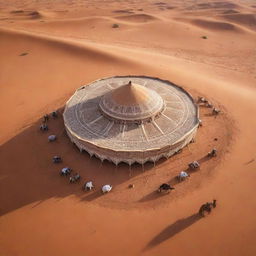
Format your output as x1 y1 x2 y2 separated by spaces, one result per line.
99 81 164 123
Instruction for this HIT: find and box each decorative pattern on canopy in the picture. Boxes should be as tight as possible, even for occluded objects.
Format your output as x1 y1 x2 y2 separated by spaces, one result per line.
63 76 199 165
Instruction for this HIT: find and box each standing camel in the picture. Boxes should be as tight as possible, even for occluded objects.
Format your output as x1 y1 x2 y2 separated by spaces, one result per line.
198 199 217 217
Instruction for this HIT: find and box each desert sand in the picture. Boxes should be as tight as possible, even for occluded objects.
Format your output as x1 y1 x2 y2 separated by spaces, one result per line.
0 0 256 255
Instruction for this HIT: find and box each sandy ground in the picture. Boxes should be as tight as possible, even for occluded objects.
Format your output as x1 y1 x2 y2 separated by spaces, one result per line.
0 0 256 255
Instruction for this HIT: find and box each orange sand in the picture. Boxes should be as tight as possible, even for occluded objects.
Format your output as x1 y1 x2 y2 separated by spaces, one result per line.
0 0 256 255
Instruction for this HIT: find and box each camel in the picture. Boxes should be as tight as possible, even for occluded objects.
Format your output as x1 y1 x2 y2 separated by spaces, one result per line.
158 183 175 193
199 199 217 217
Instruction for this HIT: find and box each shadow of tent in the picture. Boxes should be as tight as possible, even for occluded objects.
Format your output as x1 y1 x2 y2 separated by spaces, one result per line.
0 109 160 216
144 213 201 251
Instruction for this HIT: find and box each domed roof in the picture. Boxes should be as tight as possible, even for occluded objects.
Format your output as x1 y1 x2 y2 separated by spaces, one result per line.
63 76 199 165
99 81 164 122
111 81 154 105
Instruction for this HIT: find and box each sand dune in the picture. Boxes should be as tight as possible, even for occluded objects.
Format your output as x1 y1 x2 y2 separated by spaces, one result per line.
185 1 240 10
112 9 134 14
221 9 240 14
0 27 131 64
9 10 42 19
191 18 241 31
221 13 256 30
37 16 132 31
0 27 137 143
0 0 256 256
115 13 158 23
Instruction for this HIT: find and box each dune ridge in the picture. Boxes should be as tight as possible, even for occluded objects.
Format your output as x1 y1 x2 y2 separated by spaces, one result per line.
220 13 256 30
10 10 42 19
191 18 242 31
115 13 158 23
0 27 134 63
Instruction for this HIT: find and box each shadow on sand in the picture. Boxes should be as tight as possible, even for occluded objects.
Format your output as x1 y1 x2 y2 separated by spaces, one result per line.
139 190 171 202
0 108 160 216
144 213 201 251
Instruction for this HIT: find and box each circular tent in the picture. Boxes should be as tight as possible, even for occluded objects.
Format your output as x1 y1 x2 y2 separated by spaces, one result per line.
63 76 199 165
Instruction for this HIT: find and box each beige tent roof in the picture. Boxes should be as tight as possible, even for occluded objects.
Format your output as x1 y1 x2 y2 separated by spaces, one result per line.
63 76 199 165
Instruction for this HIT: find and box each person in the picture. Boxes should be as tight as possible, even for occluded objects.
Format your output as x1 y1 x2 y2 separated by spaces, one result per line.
189 161 200 169
40 123 48 131
69 173 80 183
60 167 71 176
43 114 49 122
102 184 112 193
48 135 56 142
51 111 58 118
198 97 207 103
205 102 213 108
208 148 217 157
178 171 190 181
212 108 220 115
53 156 61 163
84 181 94 191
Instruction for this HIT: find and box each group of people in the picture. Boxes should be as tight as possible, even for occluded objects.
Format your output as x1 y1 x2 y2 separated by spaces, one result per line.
197 96 221 116
39 111 59 142
44 108 218 212
57 161 112 193
82 182 112 194
59 166 80 182
42 111 112 194
196 96 219 216
158 148 217 194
